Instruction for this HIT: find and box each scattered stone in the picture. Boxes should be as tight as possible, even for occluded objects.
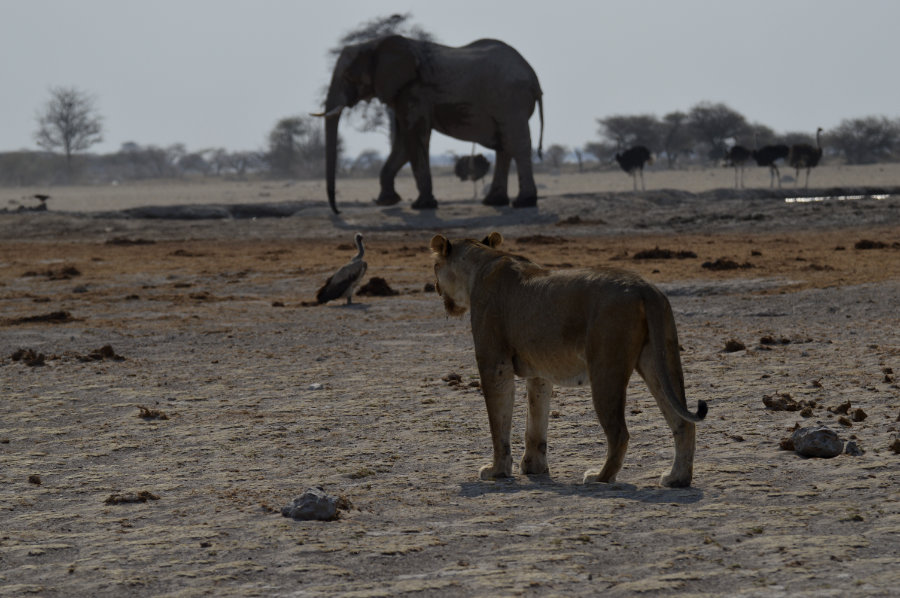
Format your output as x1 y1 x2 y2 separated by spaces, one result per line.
442 372 462 387
889 434 900 454
632 247 697 260
837 416 852 427
791 426 843 458
281 487 351 521
760 335 791 346
828 401 852 415
356 277 399 297
28 474 41 485
79 345 125 362
724 339 746 352
844 441 864 456
701 258 753 271
137 406 169 420
271 301 285 307
105 491 159 504
11 348 45 367
779 436 795 451
851 408 867 422
307 383 323 391
763 393 816 412
424 282 436 293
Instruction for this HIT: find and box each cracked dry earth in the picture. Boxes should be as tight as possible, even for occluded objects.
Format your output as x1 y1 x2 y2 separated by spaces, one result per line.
1 184 899 597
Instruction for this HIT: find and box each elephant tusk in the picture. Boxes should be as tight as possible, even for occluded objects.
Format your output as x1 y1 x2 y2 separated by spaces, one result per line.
310 105 345 118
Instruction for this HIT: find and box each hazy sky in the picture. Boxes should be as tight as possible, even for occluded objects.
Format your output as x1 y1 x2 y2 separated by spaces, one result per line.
3 0 899 159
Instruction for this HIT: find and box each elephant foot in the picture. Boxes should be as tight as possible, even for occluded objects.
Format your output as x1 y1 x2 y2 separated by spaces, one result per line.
482 191 509 207
411 195 438 210
374 191 402 207
512 195 537 209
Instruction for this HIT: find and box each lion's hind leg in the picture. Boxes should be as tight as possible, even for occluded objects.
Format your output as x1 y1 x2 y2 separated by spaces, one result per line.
582 364 631 485
637 348 696 488
521 377 551 475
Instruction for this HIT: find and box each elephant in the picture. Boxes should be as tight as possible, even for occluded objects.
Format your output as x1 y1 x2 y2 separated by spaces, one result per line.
313 35 543 214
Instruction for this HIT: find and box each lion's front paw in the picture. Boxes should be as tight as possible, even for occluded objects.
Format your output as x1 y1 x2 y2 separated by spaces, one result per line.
479 464 512 481
582 469 616 484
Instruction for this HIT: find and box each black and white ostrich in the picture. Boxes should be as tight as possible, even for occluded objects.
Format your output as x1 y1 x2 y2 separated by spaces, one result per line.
724 145 752 189
751 140 790 188
788 127 824 188
316 233 367 305
614 146 654 191
454 153 491 200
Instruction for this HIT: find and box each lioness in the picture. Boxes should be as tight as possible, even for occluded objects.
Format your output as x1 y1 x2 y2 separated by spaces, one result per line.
430 232 707 487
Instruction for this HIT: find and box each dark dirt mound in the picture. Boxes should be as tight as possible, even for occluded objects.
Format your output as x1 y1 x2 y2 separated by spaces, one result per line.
11 348 46 366
5 311 76 325
104 491 160 504
515 234 568 245
105 237 156 246
633 247 698 260
854 239 899 250
357 277 399 297
22 266 81 280
702 258 754 271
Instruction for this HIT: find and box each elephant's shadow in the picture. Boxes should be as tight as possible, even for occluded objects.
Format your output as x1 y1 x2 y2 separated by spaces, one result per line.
329 201 557 232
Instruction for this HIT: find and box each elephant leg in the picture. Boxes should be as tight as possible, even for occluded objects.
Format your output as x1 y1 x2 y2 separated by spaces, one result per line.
387 107 437 210
483 151 511 206
407 126 437 210
509 125 538 208
375 139 408 206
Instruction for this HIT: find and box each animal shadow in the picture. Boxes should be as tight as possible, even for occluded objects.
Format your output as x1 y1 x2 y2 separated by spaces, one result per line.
459 476 704 505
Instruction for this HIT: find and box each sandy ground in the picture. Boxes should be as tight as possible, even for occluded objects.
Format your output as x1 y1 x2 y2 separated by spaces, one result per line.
1 164 899 597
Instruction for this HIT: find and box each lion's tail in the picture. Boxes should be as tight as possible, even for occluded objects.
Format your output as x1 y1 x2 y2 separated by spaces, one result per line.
643 289 708 423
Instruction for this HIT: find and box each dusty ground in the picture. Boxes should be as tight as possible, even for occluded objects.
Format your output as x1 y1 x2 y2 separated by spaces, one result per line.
1 165 899 596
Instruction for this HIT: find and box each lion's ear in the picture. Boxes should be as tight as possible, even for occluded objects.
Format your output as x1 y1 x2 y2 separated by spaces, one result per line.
483 231 503 248
430 234 451 256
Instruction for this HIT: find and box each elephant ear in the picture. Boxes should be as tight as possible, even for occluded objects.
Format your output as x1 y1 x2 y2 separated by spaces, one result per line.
373 35 418 104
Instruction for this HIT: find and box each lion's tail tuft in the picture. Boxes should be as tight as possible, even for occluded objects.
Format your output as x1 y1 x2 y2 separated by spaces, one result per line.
696 399 708 420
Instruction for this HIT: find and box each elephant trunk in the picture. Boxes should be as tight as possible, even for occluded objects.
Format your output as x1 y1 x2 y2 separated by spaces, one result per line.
324 108 342 214
319 77 350 214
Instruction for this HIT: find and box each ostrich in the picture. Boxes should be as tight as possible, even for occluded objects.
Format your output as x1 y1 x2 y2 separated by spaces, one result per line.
724 145 752 189
751 142 790 188
454 153 491 200
788 127 824 188
316 233 367 305
614 146 654 191
32 194 50 211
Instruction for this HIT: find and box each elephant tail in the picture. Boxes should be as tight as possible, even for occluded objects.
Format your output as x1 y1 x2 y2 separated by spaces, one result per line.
536 95 544 161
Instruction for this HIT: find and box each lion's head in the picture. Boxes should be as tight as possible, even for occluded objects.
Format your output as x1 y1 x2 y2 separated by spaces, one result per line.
430 232 503 317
